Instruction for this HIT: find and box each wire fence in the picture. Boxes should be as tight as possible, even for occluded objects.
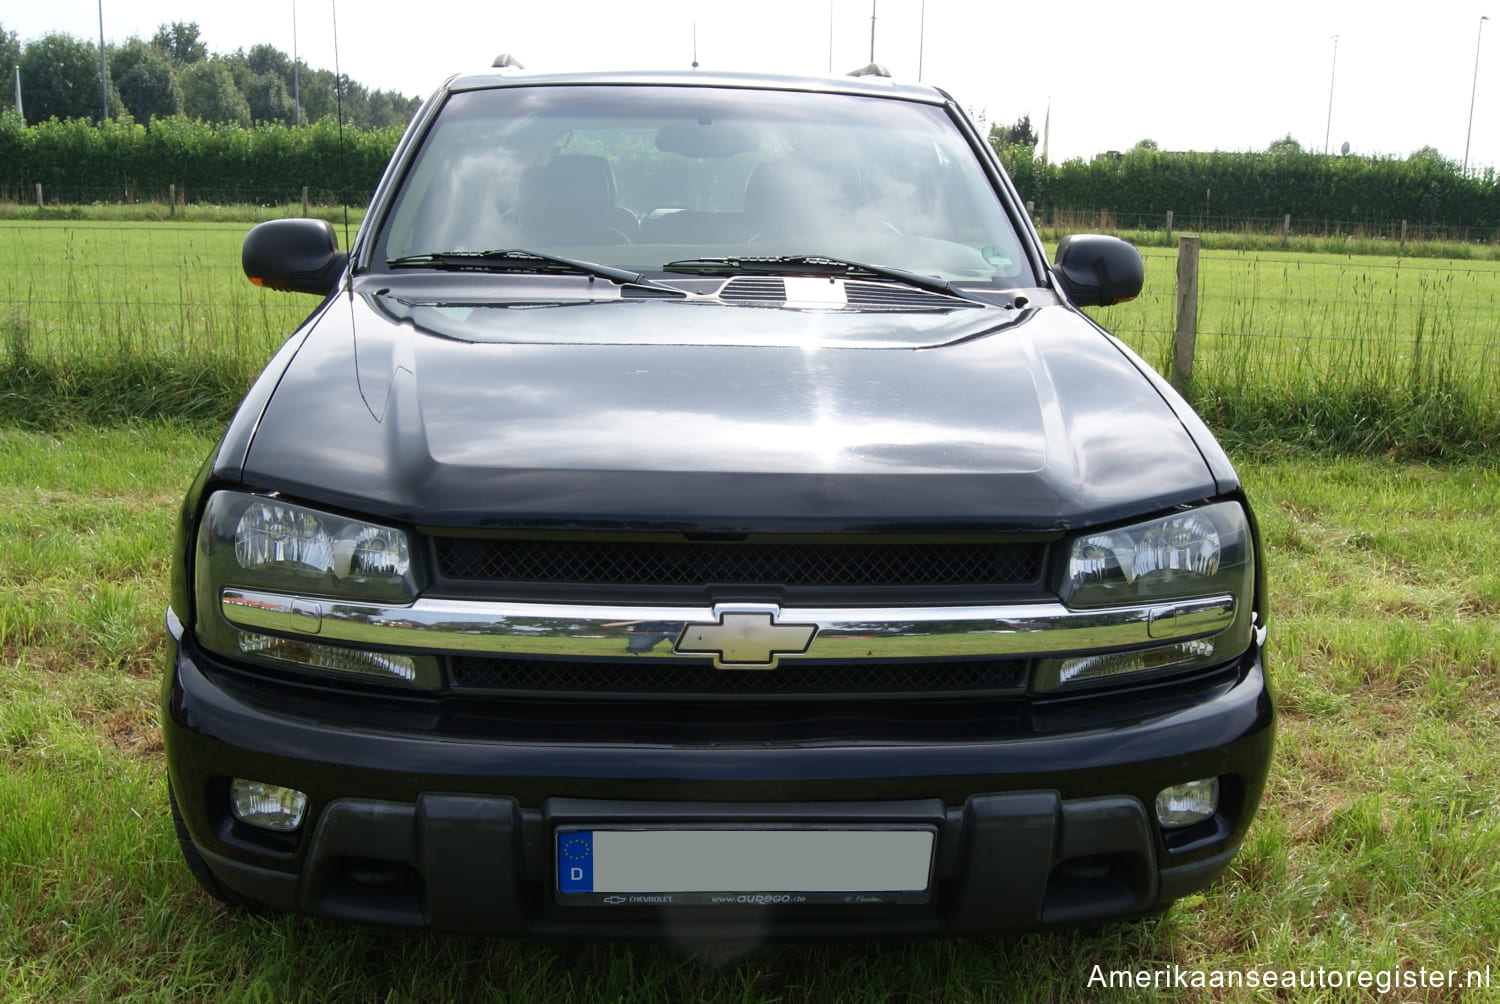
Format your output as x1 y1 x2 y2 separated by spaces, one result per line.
3 220 1497 453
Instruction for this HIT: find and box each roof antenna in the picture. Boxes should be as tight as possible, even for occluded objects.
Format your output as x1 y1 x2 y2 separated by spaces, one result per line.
692 23 699 70
331 0 351 272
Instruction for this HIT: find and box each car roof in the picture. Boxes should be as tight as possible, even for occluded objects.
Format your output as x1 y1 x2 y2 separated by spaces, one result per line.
441 67 954 106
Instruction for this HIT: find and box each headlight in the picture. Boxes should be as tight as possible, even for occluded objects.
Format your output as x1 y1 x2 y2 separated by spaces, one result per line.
194 491 437 688
1037 502 1256 693
203 492 416 602
1058 502 1251 608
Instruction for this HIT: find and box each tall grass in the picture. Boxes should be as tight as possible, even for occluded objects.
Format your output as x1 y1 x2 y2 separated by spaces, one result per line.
1093 249 1500 458
3 221 1499 458
0 222 308 427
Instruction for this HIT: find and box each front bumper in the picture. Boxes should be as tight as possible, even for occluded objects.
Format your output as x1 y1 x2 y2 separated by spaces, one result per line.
163 621 1274 939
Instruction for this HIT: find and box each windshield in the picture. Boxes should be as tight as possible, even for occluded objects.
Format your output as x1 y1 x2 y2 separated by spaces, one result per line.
374 84 1034 288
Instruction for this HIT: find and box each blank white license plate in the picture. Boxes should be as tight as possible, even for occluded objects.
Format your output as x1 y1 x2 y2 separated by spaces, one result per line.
556 827 935 907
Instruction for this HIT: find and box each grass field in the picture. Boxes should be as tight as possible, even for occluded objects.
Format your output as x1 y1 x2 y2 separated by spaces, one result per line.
2 425 1498 1002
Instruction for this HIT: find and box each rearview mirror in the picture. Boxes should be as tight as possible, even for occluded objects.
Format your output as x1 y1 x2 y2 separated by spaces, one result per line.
242 218 349 296
1052 234 1144 307
655 120 761 159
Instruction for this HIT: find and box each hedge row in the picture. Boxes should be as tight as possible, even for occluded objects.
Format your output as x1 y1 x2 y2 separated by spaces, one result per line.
0 115 403 204
5 113 1500 231
997 145 1500 233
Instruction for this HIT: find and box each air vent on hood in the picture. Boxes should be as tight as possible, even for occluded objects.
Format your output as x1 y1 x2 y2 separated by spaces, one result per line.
719 277 788 302
843 280 974 309
716 276 974 310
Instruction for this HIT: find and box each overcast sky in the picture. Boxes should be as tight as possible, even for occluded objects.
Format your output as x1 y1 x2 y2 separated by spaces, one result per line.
7 1 1499 170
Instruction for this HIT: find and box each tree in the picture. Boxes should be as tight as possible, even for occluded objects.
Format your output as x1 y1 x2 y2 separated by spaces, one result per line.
1132 138 1159 152
151 21 206 68
179 59 250 125
330 73 369 126
245 43 291 81
18 32 122 122
0 22 21 116
244 72 297 124
1000 114 1036 148
366 89 420 128
1267 134 1302 155
297 68 337 123
110 38 180 122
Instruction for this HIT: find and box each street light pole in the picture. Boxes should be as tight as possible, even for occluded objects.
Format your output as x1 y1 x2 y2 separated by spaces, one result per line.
1324 35 1339 155
1464 15 1489 174
97 0 108 121
293 0 301 126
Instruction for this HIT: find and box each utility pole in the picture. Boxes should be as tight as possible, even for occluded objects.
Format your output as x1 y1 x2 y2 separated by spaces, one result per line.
97 0 108 121
1324 34 1338 154
1465 16 1489 174
293 0 301 126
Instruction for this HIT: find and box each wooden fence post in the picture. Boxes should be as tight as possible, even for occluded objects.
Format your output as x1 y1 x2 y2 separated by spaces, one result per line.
302 186 310 217
1400 219 1408 255
34 183 43 209
169 184 176 218
1165 210 1173 241
1173 235 1201 393
1282 214 1291 248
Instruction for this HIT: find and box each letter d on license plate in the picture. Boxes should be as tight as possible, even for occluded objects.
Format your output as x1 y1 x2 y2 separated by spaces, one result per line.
556 826 935 906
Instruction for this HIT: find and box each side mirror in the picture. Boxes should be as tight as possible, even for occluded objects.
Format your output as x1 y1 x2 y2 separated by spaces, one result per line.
1052 234 1144 307
242 218 349 296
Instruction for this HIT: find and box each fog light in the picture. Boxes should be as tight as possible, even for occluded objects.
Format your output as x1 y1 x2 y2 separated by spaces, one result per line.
1155 777 1219 828
230 779 308 832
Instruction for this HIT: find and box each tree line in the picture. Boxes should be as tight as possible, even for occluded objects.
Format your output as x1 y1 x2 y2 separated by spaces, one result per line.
0 19 419 129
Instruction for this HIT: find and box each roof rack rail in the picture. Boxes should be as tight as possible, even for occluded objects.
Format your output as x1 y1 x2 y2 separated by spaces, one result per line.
847 63 891 78
492 53 526 70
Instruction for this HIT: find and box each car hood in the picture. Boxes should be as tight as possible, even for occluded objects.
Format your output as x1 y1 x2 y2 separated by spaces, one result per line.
239 285 1219 533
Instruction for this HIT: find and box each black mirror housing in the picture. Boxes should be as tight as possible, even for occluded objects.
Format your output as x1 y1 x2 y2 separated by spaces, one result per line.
242 218 349 296
1052 234 1144 307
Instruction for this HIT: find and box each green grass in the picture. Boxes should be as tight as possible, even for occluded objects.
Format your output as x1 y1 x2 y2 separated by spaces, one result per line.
1090 248 1500 457
3 426 1500 1001
0 201 367 227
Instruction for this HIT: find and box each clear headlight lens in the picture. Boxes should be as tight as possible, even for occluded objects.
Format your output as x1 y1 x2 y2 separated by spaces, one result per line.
1059 502 1251 608
1038 502 1256 693
195 491 436 688
200 492 417 602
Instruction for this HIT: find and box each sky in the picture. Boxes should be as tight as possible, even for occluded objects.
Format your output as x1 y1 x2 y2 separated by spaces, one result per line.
6 1 1500 171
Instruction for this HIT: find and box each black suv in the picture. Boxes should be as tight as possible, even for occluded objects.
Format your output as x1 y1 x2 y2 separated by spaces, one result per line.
164 65 1273 939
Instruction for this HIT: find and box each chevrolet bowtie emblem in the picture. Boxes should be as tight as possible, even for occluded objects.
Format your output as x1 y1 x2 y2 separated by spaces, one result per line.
674 606 818 670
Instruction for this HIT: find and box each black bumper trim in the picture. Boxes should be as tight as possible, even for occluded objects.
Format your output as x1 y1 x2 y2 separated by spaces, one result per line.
188 790 1210 936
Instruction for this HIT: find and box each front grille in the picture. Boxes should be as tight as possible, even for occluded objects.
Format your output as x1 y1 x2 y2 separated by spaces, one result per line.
433 538 1046 588
448 655 1028 699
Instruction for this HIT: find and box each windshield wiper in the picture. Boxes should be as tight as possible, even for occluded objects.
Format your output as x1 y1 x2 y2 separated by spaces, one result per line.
388 249 684 295
661 254 984 303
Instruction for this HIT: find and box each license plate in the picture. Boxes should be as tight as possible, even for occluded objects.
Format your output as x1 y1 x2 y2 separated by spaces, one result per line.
555 826 935 906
